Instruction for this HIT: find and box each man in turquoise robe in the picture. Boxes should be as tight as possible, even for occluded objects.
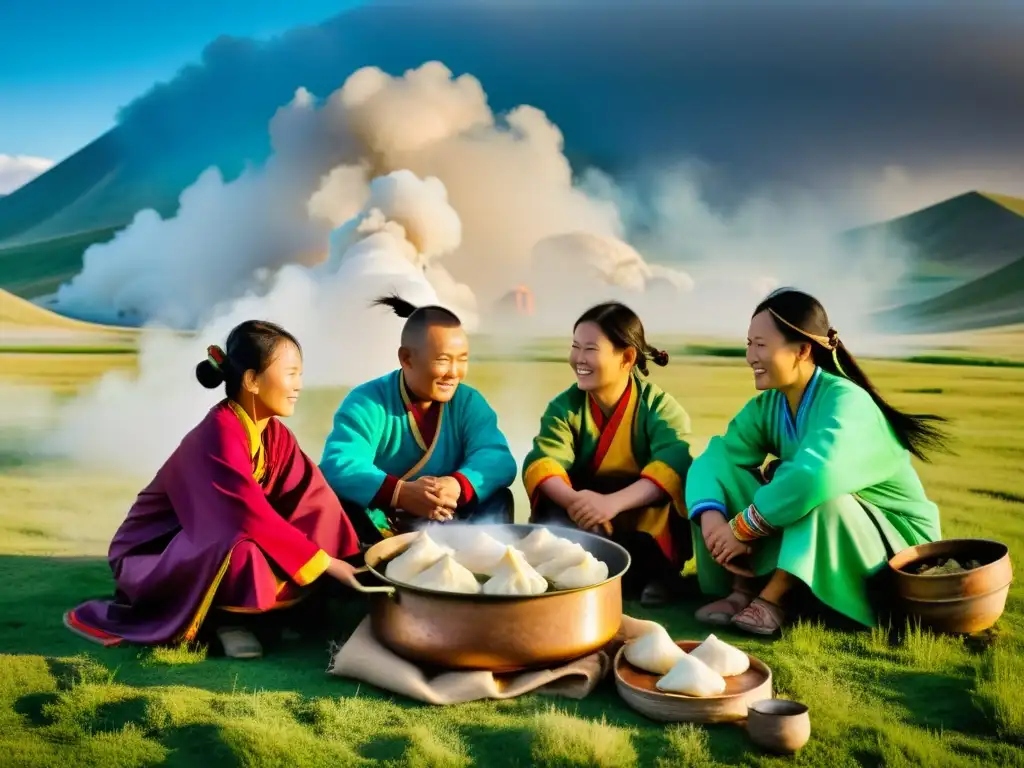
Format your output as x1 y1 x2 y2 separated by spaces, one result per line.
320 296 518 543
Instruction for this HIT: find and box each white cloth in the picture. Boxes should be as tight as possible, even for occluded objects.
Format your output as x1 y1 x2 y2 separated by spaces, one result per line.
327 614 659 705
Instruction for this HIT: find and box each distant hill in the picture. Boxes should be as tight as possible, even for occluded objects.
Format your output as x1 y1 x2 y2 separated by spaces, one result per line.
844 191 1024 279
0 226 121 299
0 131 251 248
0 287 134 333
879 250 1024 332
0 286 142 349
839 192 1024 325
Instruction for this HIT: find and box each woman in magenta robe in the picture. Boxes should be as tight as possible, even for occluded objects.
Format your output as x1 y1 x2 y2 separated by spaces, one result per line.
65 320 362 658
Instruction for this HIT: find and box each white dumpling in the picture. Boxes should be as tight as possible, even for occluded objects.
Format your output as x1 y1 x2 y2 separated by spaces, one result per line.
535 542 588 579
519 527 575 566
623 625 686 675
408 554 482 594
688 633 750 677
452 530 509 575
482 546 549 596
656 654 727 697
384 532 452 584
549 552 609 589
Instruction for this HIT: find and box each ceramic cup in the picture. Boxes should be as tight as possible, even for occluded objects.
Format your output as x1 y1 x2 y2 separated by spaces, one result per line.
746 699 811 754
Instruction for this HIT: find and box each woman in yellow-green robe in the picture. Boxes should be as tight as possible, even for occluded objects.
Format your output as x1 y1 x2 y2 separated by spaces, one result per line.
522 302 694 605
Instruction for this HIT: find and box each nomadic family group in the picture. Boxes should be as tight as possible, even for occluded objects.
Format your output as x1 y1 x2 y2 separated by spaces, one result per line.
64 288 947 659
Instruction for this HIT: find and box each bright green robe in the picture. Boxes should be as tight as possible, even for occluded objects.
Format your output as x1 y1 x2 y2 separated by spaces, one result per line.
522 373 694 561
685 367 942 627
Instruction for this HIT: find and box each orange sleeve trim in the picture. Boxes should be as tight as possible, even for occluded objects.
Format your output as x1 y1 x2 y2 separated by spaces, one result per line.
524 457 571 500
293 549 331 586
641 460 685 515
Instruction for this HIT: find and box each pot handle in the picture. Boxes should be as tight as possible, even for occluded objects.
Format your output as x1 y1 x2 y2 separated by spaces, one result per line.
343 565 396 595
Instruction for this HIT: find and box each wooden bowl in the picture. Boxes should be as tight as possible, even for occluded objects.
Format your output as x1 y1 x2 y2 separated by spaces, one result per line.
888 538 1013 634
613 641 772 723
746 698 811 754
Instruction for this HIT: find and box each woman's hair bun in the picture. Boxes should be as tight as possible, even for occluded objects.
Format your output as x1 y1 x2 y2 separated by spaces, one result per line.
652 349 670 366
195 359 224 389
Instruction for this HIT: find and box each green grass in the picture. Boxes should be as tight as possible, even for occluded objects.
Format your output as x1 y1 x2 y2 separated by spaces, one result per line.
2 355 1024 766
904 355 1024 369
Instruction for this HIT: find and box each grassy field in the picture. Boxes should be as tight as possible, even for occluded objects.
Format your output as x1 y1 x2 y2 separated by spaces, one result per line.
2 353 1024 767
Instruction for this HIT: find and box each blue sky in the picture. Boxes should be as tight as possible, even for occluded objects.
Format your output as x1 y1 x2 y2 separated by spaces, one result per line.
0 0 362 162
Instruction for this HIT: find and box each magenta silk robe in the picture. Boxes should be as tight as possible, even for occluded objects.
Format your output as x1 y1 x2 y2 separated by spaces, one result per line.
65 401 359 646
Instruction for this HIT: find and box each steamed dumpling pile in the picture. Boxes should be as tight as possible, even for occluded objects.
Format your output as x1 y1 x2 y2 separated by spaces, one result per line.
384 531 453 584
519 527 576 566
688 633 750 677
408 554 481 594
624 624 686 675
656 654 727 697
451 530 510 576
548 552 609 589
623 624 731 697
482 546 549 596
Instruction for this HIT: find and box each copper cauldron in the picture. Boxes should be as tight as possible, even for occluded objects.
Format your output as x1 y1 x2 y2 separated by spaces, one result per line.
345 523 631 672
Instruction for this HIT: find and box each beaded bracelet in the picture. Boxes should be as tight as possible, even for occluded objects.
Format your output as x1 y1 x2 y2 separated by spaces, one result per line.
728 504 776 542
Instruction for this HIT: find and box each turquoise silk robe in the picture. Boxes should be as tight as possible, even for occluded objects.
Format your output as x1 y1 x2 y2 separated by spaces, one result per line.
685 367 942 627
320 370 518 533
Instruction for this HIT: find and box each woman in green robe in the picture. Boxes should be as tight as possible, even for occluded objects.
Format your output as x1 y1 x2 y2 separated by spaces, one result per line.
685 288 948 635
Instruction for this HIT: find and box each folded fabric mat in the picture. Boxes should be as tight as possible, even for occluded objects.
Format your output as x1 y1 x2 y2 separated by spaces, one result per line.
327 615 661 705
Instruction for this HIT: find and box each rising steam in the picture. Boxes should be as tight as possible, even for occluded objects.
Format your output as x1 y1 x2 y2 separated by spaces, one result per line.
41 61 905 475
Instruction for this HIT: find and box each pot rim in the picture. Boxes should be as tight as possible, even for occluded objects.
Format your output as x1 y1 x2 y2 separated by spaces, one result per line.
888 538 1010 579
748 698 809 717
362 523 633 601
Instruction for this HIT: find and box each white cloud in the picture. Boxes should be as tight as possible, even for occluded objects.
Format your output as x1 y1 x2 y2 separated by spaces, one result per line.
0 154 54 194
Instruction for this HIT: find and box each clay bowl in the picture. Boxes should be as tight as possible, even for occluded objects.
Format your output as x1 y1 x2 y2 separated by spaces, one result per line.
888 538 1012 634
746 699 811 754
613 641 772 723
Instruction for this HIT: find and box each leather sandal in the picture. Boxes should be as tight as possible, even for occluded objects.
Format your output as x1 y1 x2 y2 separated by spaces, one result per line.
217 626 264 659
731 598 785 636
694 590 756 626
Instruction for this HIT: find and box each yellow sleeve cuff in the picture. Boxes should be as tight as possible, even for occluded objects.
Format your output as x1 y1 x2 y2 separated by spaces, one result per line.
641 460 685 513
293 549 331 586
523 457 571 500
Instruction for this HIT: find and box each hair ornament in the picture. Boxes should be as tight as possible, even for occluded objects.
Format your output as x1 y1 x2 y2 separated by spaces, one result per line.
206 345 226 371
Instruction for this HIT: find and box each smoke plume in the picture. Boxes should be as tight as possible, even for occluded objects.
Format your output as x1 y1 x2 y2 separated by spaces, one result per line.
43 62 906 475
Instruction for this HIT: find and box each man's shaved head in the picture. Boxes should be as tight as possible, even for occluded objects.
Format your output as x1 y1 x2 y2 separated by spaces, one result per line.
373 294 462 348
373 294 469 403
